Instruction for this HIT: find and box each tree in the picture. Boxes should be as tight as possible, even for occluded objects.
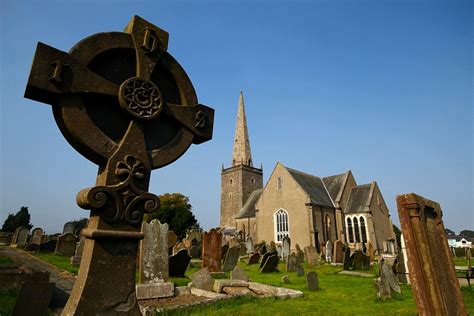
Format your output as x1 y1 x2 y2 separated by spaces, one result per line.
1 206 33 232
445 228 456 236
460 230 474 238
143 193 198 240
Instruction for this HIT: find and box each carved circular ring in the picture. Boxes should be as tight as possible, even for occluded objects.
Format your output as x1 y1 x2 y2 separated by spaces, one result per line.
119 77 163 120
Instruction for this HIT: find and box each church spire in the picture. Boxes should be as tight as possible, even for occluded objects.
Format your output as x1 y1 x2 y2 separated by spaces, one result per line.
232 91 253 167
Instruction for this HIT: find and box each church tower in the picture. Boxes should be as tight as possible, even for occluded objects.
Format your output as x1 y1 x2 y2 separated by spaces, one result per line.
220 92 263 229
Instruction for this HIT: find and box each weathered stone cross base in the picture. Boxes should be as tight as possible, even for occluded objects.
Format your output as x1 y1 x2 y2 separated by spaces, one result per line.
63 233 142 315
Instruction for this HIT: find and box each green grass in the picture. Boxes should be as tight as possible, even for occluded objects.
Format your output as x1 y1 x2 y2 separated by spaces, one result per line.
0 289 18 315
28 253 474 315
165 261 474 315
0 255 14 266
34 252 79 275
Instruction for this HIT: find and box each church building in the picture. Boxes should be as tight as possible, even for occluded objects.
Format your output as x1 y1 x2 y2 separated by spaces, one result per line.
220 92 397 254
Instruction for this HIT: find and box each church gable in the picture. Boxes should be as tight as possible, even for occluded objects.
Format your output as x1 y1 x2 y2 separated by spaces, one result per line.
345 183 372 214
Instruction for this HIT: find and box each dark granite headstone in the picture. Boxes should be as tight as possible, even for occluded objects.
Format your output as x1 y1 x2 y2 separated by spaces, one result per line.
40 240 57 252
12 282 55 316
221 244 229 262
259 251 277 269
343 247 351 270
260 254 279 273
223 246 239 272
247 252 260 265
169 249 191 277
296 265 305 276
306 271 319 291
353 250 370 271
258 244 267 256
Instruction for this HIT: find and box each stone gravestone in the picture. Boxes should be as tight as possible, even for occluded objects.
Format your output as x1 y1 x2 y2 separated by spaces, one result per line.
260 251 276 269
136 220 173 299
246 237 253 255
282 236 290 261
333 240 343 264
397 234 410 284
70 235 86 266
202 228 222 272
221 243 229 262
190 268 214 291
269 241 277 252
295 244 305 263
326 240 333 263
11 227 29 247
320 243 326 263
223 246 240 272
63 222 76 235
397 193 467 315
306 271 319 291
258 244 267 256
276 245 282 259
167 231 178 250
287 252 298 272
261 254 279 273
343 247 351 270
169 249 191 277
55 233 77 256
40 240 57 253
375 258 401 299
189 245 200 258
367 242 375 262
304 246 319 267
353 250 370 271
24 15 214 314
12 282 55 316
139 219 169 282
231 266 249 282
247 252 260 265
30 228 44 245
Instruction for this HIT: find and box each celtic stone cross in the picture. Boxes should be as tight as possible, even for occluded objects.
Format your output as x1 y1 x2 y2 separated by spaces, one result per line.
24 16 214 314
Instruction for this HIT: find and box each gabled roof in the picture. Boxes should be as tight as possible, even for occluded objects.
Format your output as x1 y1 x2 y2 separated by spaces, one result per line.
345 183 372 213
323 171 349 202
235 189 263 219
285 167 334 208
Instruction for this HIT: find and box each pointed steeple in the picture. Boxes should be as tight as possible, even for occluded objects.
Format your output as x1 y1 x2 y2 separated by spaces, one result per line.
232 91 253 167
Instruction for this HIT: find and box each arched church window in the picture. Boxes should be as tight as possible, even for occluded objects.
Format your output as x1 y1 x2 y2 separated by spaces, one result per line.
277 177 282 190
354 217 360 243
360 216 367 243
274 209 289 242
347 217 354 243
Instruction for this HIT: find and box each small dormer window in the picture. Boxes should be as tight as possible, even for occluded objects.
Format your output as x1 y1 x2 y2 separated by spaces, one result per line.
277 177 282 190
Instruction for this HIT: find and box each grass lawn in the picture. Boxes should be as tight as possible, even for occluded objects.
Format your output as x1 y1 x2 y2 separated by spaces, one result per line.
24 252 474 315
34 252 79 275
0 254 14 266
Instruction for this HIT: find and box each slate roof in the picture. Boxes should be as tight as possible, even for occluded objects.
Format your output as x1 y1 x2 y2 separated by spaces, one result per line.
323 172 348 202
345 184 372 213
285 167 334 208
235 189 263 219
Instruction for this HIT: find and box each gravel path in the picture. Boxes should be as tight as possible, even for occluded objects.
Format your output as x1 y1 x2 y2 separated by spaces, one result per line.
0 246 75 312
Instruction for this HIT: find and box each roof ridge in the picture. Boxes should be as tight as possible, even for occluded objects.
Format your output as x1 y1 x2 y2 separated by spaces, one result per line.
285 166 322 179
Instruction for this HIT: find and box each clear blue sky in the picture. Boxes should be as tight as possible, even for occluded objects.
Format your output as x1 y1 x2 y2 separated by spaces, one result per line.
1 0 472 234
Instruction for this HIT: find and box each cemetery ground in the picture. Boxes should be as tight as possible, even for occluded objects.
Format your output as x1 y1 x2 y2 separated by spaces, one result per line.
1 248 473 315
